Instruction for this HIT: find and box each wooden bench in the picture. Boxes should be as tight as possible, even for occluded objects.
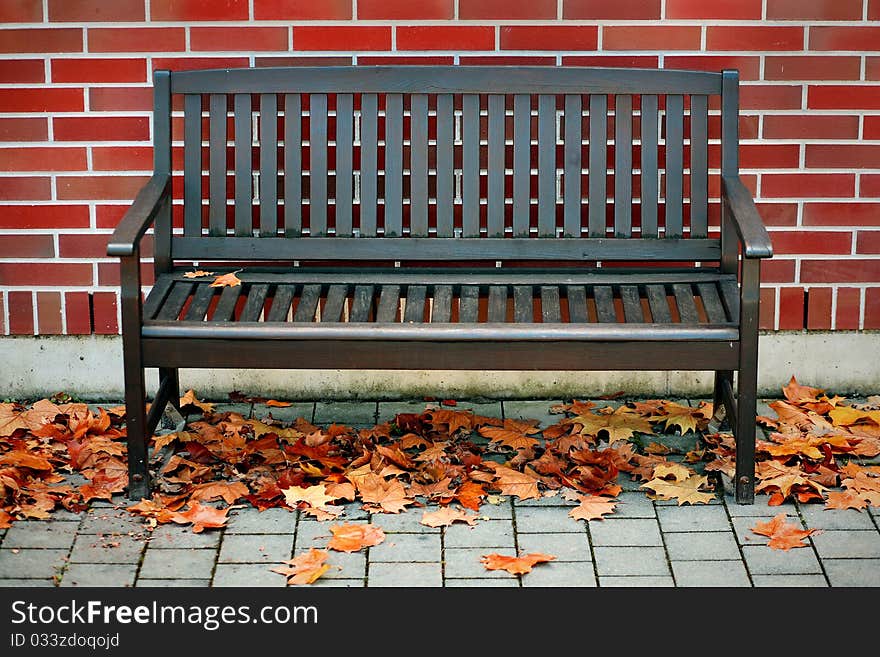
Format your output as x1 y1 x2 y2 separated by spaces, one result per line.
108 65 772 504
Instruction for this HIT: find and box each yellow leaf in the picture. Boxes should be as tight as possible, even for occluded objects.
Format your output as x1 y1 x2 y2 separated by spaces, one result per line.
210 270 242 288
641 474 715 505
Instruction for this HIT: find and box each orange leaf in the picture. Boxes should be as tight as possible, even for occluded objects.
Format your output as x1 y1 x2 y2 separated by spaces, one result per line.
265 399 293 407
179 389 215 414
327 523 386 553
420 507 479 528
751 513 819 550
271 549 330 585
0 509 13 529
183 270 215 278
824 490 869 511
189 481 249 505
169 502 229 533
454 481 486 511
480 552 556 575
0 450 53 471
568 494 618 521
210 270 242 288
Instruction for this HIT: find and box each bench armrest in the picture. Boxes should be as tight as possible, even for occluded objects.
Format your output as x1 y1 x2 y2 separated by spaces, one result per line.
106 173 171 258
721 175 773 259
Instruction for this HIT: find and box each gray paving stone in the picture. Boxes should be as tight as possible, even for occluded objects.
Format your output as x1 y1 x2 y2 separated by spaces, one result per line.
521 561 597 587
444 577 519 587
671 560 751 587
657 504 730 532
43 509 84 522
313 401 377 427
752 574 828 587
226 507 297 534
194 402 252 419
294 518 363 547
589 518 663 547
731 513 801 546
603 492 657 518
0 548 68 579
377 400 435 419
371 511 440 533
741 544 822 575
502 400 563 427
799 505 878 531
459 401 504 418
145 524 223 548
139 548 216 580
212 563 287 587
218 533 294 564
516 532 591 561
823 559 880 587
593 546 669 577
369 532 441 562
513 491 578 507
811 530 880 559
444 519 515 549
79 507 147 535
294 548 365 579
515 506 583 533
664 531 741 561
251 402 315 424
443 548 513 579
0 578 56 587
368 562 442 587
60 563 137 587
311 578 364 587
135 579 211 587
600 575 675 587
474 499 513 519
618 475 648 492
336 503 370 521
2 521 79 549
69 533 145 564
725 496 797 517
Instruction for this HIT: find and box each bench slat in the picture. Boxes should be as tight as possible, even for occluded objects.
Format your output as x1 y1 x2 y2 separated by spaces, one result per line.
376 285 400 322
538 94 556 237
335 93 354 236
513 94 530 237
184 284 215 321
403 285 427 323
259 94 278 236
514 285 533 323
208 94 227 236
640 94 659 238
266 285 296 322
690 94 709 239
309 93 328 236
283 94 302 236
487 94 505 238
211 285 242 321
431 285 453 322
233 94 252 237
541 286 561 323
435 94 454 238
646 284 672 323
593 286 616 323
143 277 175 321
698 281 728 323
322 284 348 322
614 94 633 238
184 94 202 238
240 284 269 322
462 94 480 238
563 94 582 238
673 283 699 323
294 284 321 322
620 284 643 323
459 285 479 323
384 93 403 236
665 94 684 238
157 282 194 320
566 285 588 322
360 93 378 237
488 286 507 322
409 93 429 237
589 94 607 237
718 279 740 321
350 285 374 322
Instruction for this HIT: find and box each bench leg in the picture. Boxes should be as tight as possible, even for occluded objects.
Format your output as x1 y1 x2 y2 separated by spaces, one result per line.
123 346 150 501
159 367 181 410
712 370 734 425
734 258 761 505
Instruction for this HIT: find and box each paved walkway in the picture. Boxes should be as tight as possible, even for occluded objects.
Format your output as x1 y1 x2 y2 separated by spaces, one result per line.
1 398 879 588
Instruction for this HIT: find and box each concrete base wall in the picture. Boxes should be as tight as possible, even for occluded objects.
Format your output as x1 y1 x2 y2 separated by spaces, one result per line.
1 332 877 401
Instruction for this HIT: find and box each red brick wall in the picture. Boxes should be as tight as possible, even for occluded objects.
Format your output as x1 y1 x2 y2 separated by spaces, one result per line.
1 0 879 335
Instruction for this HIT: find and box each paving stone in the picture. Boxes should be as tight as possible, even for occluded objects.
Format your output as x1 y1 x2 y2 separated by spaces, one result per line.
589 518 663 547
751 574 828 587
79 507 147 535
516 532 591 561
212 563 287 587
810 530 880 559
475 499 513 519
603 492 656 519
664 531 741 561
336 503 370 521
618 475 647 492
60 563 137 587
656 504 730 532
218 534 294 564
2 521 79 549
799 505 878 531
593 546 669 577
43 509 84 522
69 533 145 564
135 579 211 587
371 511 440 533
740 544 822 575
443 548 512 579
225 507 297 534
369 532 441 562
294 548 366 579
725 495 797 517
139 548 216 580
600 575 675 587
195 402 252 420
0 549 69 579
368 562 442 587
444 577 519 587
521 561 597 587
515 506 584 533
443 519 515 549
731 514 800 547
251 402 315 424
377 400 435 419
0 578 56 587
311 578 364 587
670 560 751 587
502 400 563 427
513 492 578 508
294 519 362 547
313 401 377 427
822 559 880 587
145 524 223 548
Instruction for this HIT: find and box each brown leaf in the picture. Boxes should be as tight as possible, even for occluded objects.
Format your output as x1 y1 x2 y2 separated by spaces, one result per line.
751 513 819 550
210 270 242 288
0 450 53 471
271 548 329 585
265 399 293 407
480 552 556 575
454 480 486 511
183 270 215 278
0 509 14 529
327 523 386 552
169 502 229 533
478 419 541 451
641 474 715 505
355 473 414 514
282 483 336 510
824 490 868 511
189 481 249 505
568 494 618 521
570 406 654 442
420 507 479 528
179 389 215 414
490 465 542 501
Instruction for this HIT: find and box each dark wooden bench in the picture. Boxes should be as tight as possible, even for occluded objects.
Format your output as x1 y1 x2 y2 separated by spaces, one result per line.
108 65 772 504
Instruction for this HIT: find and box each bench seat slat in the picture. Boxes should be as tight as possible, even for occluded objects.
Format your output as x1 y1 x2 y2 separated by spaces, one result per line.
540 286 561 323
593 286 616 323
432 285 453 323
698 281 729 324
645 284 672 324
211 286 242 321
322 284 349 322
293 284 321 322
350 285 374 322
488 286 507 322
403 285 427 323
143 277 175 321
184 284 215 321
459 286 479 323
156 282 194 320
240 283 269 322
673 283 699 324
620 285 643 323
376 285 400 322
514 286 533 323
566 286 588 323
267 285 296 322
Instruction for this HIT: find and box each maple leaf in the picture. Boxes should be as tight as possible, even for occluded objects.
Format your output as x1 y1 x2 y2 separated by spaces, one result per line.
210 270 242 288
179 389 215 415
0 450 53 471
641 474 715 505
327 523 386 552
756 472 809 499
550 400 595 415
272 548 330 585
480 552 556 575
651 462 693 482
824 490 868 511
168 502 229 533
282 483 337 510
568 494 618 521
649 401 705 435
454 480 486 511
183 270 214 278
478 419 541 451
751 513 818 550
782 376 824 405
189 481 249 505
265 399 292 407
490 465 543 501
570 406 654 442
0 509 13 529
424 409 474 435
420 507 479 528
356 473 414 513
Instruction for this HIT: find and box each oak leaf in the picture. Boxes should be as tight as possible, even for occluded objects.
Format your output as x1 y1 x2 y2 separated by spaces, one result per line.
327 523 386 552
169 502 229 533
480 552 556 575
420 507 479 528
568 494 618 521
751 513 818 550
641 474 715 505
210 270 242 288
271 548 329 585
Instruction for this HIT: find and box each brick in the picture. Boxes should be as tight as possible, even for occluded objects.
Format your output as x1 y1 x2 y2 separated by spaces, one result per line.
835 287 861 329
0 549 68 578
0 59 44 83
762 114 859 140
664 56 760 81
0 204 90 229
761 174 854 199
52 58 147 83
89 27 186 53
0 147 87 172
762 258 796 283
865 288 880 329
803 202 880 226
779 287 805 330
212 564 287 587
368 532 441 562
0 88 83 112
152 0 248 21
97 261 154 287
594 546 669 577
806 287 833 330
0 28 83 53
564 0 661 19
0 0 42 21
872 0 880 20
293 26 391 51
7 292 33 335
37 292 63 335
565 55 660 69
54 117 150 142
768 0 863 20
255 55 354 66
868 58 880 81
61 564 138 587
253 0 351 20
807 145 880 169
671 560 750 587
459 55 556 66
866 117 880 140
666 0 761 19
397 26 494 51
361 0 454 19
500 25 597 51
764 56 861 82
191 27 289 52
65 292 92 334
0 234 54 257
862 174 880 198
88 87 157 112
760 287 776 330
603 26 701 51
56 175 150 200
740 144 800 169
152 57 250 73
0 177 51 200
0 263 93 286
706 26 803 52
756 203 798 227
93 146 153 171
811 27 880 52
857 231 880 254
92 292 119 334
769 230 852 255
58 234 109 259
0 295 4 334
801 260 880 284
48 0 144 21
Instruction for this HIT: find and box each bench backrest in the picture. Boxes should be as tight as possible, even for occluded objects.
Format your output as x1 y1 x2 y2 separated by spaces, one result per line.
153 66 739 265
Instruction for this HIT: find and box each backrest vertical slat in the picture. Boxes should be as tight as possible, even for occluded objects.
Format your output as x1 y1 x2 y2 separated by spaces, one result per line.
283 94 302 236
512 94 530 237
537 94 556 237
309 93 328 236
259 93 277 236
183 93 202 237
335 93 354 236
384 93 403 236
563 94 582 237
360 93 378 237
208 94 226 236
614 94 633 237
435 94 454 237
152 70 172 274
409 93 429 237
588 94 607 237
462 94 480 237
487 94 505 238
665 94 684 238
640 94 659 238
690 94 709 239
233 93 252 236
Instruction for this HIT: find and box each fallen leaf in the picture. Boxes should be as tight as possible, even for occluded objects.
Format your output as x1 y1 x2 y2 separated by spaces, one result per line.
640 474 715 505
271 549 330 585
179 389 215 414
355 473 414 514
480 552 556 575
327 523 386 552
420 507 479 528
169 502 229 533
184 270 215 278
824 490 868 511
265 400 293 407
282 484 337 510
189 481 249 505
210 270 242 288
570 406 654 442
568 494 618 521
490 465 543 501
751 513 818 550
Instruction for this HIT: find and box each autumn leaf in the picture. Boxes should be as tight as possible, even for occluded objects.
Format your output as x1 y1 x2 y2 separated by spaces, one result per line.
265 400 293 407
168 502 229 533
751 513 818 550
272 549 330 585
179 389 215 414
641 474 715 505
651 462 693 482
568 494 618 521
824 490 868 511
210 270 243 288
490 465 543 501
570 406 654 442
782 376 824 405
282 483 337 510
420 507 479 528
327 523 386 552
355 473 414 514
649 401 705 435
189 481 249 505
183 270 215 278
454 481 486 511
0 450 53 471
0 509 13 529
480 552 556 575
478 419 541 451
